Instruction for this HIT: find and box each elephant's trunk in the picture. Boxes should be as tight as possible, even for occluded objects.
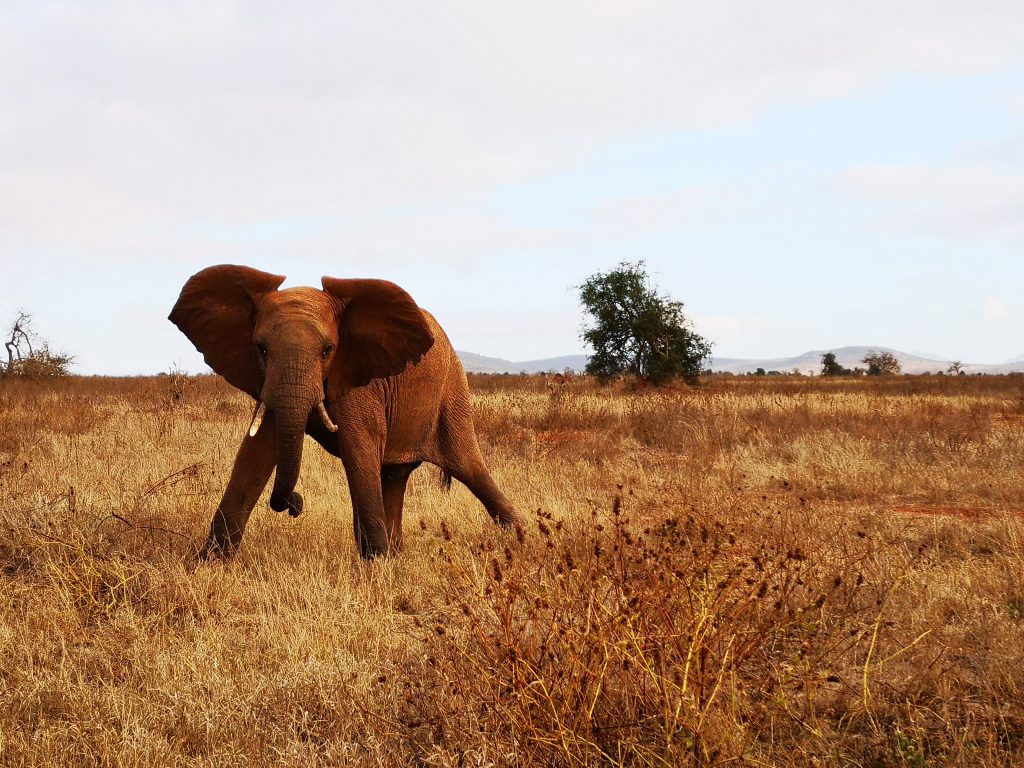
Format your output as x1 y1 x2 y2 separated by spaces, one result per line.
264 358 321 514
268 394 312 514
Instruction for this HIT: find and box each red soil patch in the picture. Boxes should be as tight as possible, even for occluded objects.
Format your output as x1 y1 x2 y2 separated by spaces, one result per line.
894 505 1024 520
534 429 590 445
994 414 1024 426
493 428 592 448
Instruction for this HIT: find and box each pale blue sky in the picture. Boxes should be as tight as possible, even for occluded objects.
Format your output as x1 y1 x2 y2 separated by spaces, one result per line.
2 2 1022 374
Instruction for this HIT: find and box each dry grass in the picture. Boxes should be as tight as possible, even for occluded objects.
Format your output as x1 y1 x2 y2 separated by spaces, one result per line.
1 372 1023 766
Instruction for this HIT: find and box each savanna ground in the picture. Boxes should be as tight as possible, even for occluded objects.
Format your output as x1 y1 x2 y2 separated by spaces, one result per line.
1 371 1024 767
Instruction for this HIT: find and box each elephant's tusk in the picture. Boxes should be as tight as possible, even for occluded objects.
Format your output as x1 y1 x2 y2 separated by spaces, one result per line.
318 401 339 432
248 401 266 437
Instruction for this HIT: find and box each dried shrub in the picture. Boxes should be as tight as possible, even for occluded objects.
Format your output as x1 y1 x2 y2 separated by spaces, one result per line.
423 496 881 766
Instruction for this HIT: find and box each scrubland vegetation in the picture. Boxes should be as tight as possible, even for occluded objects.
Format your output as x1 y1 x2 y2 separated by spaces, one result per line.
1 372 1023 766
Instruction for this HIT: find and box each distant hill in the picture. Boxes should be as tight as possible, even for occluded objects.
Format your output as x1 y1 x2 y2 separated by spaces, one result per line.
457 351 588 374
710 346 1024 375
457 346 1024 375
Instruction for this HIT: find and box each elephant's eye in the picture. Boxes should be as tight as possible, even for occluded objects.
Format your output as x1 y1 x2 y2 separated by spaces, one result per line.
322 344 334 359
256 342 268 358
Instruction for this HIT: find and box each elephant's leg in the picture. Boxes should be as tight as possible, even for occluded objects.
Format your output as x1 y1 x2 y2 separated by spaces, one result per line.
438 411 518 528
437 391 519 528
344 454 392 559
200 416 277 558
381 462 420 551
444 452 519 527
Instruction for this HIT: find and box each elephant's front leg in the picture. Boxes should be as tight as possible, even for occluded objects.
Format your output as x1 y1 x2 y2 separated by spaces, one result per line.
200 414 277 558
344 453 392 559
381 462 420 552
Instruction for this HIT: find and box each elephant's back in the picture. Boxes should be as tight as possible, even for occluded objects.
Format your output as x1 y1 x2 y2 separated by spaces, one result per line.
421 309 458 372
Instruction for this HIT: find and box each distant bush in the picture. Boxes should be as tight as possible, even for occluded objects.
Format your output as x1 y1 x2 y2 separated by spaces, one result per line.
4 346 75 378
862 349 902 376
2 311 74 378
820 351 852 376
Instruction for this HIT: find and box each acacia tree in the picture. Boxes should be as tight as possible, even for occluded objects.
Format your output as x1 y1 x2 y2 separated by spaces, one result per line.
2 311 74 378
578 261 711 385
861 350 901 376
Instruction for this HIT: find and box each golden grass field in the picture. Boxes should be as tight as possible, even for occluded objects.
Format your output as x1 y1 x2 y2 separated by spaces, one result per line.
1 372 1024 766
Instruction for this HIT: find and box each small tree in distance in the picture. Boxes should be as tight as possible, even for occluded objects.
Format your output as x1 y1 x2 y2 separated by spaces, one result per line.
578 261 712 385
2 311 74 378
820 352 852 376
862 350 902 376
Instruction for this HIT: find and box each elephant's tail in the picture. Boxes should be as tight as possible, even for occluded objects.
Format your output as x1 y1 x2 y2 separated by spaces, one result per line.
438 469 453 493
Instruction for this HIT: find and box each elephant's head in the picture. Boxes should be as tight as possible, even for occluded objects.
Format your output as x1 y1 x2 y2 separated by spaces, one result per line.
169 265 434 513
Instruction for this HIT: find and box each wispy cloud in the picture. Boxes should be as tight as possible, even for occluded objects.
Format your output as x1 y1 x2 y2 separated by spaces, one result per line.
586 185 752 237
4 1 1024 267
982 296 1019 324
691 312 762 350
832 164 1024 243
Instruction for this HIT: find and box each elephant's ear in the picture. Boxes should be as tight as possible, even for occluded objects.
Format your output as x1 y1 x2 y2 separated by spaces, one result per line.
169 265 285 398
321 277 434 386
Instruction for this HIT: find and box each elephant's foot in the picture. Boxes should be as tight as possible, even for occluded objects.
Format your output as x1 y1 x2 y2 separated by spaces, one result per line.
493 507 519 528
198 535 236 561
484 498 519 529
359 544 385 560
355 533 387 560
269 491 304 517
353 520 391 560
200 507 249 560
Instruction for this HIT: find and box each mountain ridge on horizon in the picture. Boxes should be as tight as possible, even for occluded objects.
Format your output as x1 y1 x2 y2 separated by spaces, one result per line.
457 346 1024 375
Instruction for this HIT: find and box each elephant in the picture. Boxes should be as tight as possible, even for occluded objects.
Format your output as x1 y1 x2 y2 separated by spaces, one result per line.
168 264 519 558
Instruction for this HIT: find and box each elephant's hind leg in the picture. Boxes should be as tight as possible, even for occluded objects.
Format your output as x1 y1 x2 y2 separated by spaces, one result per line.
201 416 277 558
381 462 420 551
437 396 518 527
446 457 519 527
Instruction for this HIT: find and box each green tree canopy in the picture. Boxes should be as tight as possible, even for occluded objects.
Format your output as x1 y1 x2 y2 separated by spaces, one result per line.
820 352 852 377
578 261 711 385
